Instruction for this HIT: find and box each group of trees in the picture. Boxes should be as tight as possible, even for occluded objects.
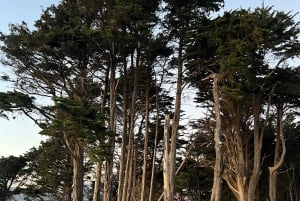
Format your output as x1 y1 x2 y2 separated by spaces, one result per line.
1 0 300 201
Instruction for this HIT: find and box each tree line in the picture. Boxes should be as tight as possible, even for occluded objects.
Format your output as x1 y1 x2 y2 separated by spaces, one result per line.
1 0 300 201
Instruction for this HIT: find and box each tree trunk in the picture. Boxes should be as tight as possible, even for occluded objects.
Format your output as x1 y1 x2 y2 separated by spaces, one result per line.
149 75 160 201
104 44 117 201
163 114 171 201
268 103 286 201
93 65 109 201
140 82 150 201
168 39 184 200
117 61 128 201
126 144 134 201
92 161 102 201
122 51 139 201
62 177 72 201
210 73 223 201
72 142 84 201
246 97 263 201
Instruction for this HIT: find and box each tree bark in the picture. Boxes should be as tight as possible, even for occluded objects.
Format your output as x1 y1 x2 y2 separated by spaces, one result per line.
122 51 139 201
92 161 102 201
163 114 171 201
268 103 286 201
117 61 128 201
210 73 223 201
72 142 84 201
167 39 184 200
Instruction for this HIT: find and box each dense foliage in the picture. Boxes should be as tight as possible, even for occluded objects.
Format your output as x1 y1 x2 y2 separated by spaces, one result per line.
1 1 300 201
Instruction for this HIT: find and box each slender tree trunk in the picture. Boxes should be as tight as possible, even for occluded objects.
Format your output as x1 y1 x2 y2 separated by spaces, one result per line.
72 142 84 201
247 97 263 201
268 103 286 201
93 67 109 201
149 74 163 201
122 51 139 201
117 61 128 201
93 161 102 201
140 81 150 201
169 39 184 200
104 44 117 201
235 104 247 201
248 87 274 201
210 73 223 201
126 144 134 201
132 144 138 200
163 114 171 201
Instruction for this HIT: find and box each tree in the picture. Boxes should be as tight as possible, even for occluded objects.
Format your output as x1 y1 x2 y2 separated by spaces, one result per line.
187 7 300 201
1 1 110 200
267 67 300 201
0 155 27 201
161 1 224 200
40 97 107 201
21 138 73 201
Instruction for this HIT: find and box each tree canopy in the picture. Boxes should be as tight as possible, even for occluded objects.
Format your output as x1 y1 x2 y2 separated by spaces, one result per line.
1 1 300 201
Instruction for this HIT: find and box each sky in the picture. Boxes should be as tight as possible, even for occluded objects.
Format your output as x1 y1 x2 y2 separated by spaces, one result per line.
0 0 299 157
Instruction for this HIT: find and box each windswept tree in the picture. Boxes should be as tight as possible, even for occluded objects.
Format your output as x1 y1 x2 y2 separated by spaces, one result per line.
187 7 300 201
1 1 110 200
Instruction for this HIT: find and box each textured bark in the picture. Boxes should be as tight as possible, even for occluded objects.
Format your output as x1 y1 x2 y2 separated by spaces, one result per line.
222 95 272 201
63 132 84 201
268 103 286 201
126 145 134 201
72 142 84 201
247 97 263 201
163 114 171 201
210 74 223 201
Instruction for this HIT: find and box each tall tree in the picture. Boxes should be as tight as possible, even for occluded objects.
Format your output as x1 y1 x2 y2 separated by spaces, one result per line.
1 1 110 200
267 67 300 201
187 7 300 201
161 1 224 199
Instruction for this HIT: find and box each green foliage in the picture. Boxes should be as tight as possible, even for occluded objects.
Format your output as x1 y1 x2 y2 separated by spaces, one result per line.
0 91 35 119
1 0 300 200
39 97 108 161
175 159 213 201
0 155 27 201
187 7 300 105
21 138 73 200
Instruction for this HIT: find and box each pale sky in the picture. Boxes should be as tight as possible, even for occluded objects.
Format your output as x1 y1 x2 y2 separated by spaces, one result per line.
0 0 299 157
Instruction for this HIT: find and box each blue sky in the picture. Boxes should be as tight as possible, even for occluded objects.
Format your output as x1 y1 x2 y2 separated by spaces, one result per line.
0 0 60 157
0 0 299 157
